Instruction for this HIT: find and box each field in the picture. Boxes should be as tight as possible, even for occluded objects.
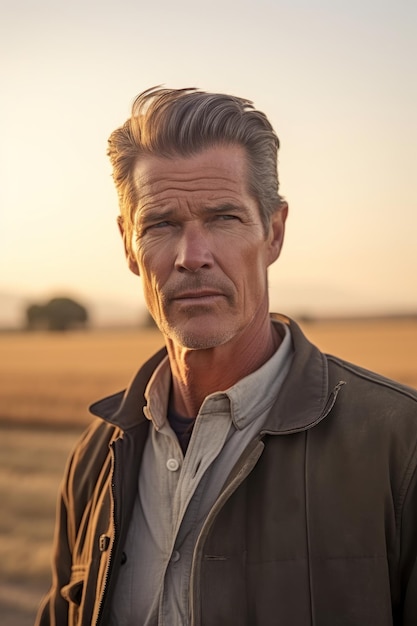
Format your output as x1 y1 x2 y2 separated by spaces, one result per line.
1 320 416 624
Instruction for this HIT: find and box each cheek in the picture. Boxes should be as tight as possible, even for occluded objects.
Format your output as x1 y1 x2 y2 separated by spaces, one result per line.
245 248 270 292
134 241 156 278
140 269 164 321
228 250 268 298
137 248 171 297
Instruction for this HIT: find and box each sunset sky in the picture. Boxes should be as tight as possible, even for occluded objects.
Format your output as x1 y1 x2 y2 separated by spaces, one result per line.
1 0 416 325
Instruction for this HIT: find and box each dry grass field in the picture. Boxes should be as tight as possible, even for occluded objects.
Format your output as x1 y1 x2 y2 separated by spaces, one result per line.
0 327 165 427
0 319 416 624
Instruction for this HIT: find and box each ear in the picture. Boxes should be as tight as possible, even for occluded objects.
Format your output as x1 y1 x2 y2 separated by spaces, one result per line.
266 201 288 266
117 216 140 276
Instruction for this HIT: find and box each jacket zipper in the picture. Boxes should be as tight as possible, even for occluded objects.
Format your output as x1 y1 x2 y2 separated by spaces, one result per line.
94 439 121 626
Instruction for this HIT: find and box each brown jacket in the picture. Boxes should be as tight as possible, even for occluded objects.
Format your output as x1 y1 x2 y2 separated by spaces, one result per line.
36 316 417 625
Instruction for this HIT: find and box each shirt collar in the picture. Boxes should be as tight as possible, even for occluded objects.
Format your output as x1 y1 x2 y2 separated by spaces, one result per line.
144 321 293 431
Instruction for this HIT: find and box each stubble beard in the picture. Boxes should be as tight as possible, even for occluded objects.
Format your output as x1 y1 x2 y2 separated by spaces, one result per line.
153 279 237 349
158 310 238 350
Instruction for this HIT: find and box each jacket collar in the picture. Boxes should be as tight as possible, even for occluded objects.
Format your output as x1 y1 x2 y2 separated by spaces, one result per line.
263 314 345 434
89 314 345 434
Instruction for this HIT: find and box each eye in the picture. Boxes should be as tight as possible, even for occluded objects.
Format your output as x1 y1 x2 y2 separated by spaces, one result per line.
143 220 173 234
149 221 171 229
215 214 240 221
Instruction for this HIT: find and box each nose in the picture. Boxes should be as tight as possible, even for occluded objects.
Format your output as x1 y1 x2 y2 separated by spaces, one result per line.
175 224 214 273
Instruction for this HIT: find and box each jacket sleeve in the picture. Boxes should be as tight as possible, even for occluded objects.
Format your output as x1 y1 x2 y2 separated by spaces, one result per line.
35 473 73 625
35 420 117 625
400 454 417 624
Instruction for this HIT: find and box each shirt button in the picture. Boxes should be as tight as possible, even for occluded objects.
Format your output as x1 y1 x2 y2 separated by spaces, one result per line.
171 551 181 562
166 458 180 472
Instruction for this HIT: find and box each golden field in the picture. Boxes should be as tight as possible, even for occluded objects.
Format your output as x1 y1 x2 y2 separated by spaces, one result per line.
0 319 416 625
0 327 165 427
1 319 417 427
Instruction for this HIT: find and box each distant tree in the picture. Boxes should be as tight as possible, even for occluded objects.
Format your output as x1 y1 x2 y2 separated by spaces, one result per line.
26 304 48 330
45 297 89 331
25 297 89 331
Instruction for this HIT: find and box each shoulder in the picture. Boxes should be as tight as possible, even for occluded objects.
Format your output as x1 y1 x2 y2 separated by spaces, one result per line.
63 419 121 502
72 417 122 459
322 356 417 480
326 354 417 413
323 356 417 518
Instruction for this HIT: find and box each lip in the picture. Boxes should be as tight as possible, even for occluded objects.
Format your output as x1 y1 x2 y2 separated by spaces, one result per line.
174 290 224 299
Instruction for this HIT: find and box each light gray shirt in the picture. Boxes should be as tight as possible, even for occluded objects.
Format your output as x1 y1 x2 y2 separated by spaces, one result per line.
110 322 293 626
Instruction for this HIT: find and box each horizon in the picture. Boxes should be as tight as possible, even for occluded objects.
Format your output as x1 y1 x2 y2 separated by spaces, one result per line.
1 287 416 331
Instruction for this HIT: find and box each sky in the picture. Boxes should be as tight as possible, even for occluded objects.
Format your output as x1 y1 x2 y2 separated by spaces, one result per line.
1 0 416 326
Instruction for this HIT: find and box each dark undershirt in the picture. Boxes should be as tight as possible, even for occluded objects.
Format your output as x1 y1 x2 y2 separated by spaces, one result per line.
167 407 195 454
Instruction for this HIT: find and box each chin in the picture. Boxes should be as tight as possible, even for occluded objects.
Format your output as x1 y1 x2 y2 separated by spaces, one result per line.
165 321 237 350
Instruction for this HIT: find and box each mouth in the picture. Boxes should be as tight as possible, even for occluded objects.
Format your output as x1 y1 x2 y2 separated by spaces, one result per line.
175 290 223 299
173 290 225 304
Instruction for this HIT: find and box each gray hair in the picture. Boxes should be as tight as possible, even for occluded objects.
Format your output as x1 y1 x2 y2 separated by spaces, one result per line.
108 86 285 243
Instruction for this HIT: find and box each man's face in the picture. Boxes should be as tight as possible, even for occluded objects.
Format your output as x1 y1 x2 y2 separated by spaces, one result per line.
121 144 286 350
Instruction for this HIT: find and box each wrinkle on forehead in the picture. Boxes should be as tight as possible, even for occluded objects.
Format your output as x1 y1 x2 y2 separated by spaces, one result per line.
136 178 242 199
135 190 247 218
133 145 250 194
134 172 247 200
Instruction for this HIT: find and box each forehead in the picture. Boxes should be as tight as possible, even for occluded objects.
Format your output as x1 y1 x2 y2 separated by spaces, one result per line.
133 144 251 206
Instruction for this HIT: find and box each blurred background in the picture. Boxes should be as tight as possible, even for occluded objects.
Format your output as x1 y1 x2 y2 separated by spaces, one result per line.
1 0 416 623
1 0 416 328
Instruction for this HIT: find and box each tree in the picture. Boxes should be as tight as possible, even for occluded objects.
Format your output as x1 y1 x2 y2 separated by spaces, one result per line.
25 297 89 331
26 304 47 330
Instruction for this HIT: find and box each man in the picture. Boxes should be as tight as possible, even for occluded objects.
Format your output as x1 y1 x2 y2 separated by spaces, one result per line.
37 87 417 626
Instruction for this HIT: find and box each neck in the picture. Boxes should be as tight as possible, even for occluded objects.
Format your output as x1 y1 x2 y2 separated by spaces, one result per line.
166 316 281 418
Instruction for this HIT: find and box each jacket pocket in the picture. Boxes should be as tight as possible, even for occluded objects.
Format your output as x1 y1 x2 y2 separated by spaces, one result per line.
61 563 87 606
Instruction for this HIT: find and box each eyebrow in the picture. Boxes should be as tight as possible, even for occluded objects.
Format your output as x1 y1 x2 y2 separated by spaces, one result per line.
204 203 245 213
134 207 174 226
134 202 250 227
204 203 254 221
